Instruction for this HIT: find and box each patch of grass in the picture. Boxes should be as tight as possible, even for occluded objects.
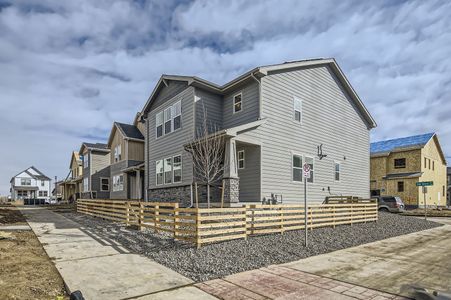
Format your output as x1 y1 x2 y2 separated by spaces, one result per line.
402 208 451 217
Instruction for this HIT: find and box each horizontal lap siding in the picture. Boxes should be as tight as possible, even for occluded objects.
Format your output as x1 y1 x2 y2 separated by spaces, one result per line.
223 81 259 128
237 144 261 202
195 88 223 134
260 66 370 203
147 86 195 189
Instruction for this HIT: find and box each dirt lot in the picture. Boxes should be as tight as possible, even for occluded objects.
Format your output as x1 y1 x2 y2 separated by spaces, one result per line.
0 207 68 300
402 208 451 217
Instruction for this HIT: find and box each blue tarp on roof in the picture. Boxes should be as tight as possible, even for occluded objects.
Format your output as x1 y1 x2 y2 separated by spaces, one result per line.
370 133 434 154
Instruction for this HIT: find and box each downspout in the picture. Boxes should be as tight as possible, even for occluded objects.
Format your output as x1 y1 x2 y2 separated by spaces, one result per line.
251 72 263 202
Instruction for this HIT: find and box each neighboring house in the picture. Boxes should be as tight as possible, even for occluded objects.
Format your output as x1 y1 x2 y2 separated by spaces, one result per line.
61 151 83 201
10 166 51 201
370 133 447 207
53 180 64 200
107 120 145 200
447 167 451 206
140 58 376 206
79 142 111 199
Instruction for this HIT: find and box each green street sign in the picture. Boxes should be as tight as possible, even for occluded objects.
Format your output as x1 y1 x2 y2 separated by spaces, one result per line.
416 181 433 187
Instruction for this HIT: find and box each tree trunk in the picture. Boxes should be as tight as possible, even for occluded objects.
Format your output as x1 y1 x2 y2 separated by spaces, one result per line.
207 183 211 208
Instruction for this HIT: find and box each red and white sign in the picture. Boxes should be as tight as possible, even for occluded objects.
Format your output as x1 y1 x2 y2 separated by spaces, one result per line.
303 163 311 178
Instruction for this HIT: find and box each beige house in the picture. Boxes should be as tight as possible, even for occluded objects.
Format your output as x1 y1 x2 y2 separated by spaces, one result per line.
370 133 447 207
61 151 83 201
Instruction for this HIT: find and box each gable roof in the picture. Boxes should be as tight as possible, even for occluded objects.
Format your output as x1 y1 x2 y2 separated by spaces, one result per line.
371 132 435 154
107 122 144 147
140 58 377 128
69 151 82 169
79 142 110 154
10 166 50 182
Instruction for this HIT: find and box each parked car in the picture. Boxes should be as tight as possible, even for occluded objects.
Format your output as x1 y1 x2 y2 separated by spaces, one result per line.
44 198 57 205
374 196 406 212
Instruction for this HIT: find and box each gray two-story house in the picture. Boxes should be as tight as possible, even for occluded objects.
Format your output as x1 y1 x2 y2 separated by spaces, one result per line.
141 58 377 206
79 142 110 199
107 121 145 200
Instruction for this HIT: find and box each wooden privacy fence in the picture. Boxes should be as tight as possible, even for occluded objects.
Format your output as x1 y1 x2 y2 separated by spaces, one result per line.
76 199 377 248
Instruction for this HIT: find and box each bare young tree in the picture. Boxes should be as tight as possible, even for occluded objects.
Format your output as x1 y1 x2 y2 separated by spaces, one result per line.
185 102 225 208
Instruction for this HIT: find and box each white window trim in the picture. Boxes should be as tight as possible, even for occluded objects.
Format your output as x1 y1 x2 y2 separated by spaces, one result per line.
172 100 182 132
164 157 173 184
164 107 173 135
173 155 182 183
291 152 303 183
238 150 245 169
113 174 124 192
293 97 302 124
334 161 341 182
156 159 164 186
233 92 243 114
155 111 164 139
100 177 110 192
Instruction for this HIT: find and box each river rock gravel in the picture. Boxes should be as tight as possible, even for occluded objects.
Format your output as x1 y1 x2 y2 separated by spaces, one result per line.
60 211 441 282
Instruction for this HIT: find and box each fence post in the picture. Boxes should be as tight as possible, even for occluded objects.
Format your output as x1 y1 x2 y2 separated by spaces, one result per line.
139 202 144 231
154 204 159 233
243 207 248 240
126 201 131 226
196 208 201 249
333 205 336 228
350 203 353 226
310 206 313 231
280 206 284 235
174 203 179 239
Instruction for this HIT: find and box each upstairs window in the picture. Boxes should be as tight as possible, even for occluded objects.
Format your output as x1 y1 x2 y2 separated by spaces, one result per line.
20 178 31 186
394 158 406 169
114 145 122 162
293 97 302 122
233 93 242 113
83 154 89 168
335 162 341 181
238 150 245 169
164 107 172 134
156 111 164 138
292 155 302 182
173 101 182 131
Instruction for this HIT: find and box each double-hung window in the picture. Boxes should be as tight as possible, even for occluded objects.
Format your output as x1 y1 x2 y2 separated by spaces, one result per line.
164 157 172 184
101 178 109 191
156 111 164 138
83 154 89 168
335 162 340 181
394 158 406 169
41 180 45 186
233 93 242 113
83 177 88 192
114 145 122 162
164 107 172 135
238 150 245 169
292 155 303 182
21 178 31 186
173 155 182 183
173 101 181 131
293 97 302 123
156 160 164 185
113 175 124 191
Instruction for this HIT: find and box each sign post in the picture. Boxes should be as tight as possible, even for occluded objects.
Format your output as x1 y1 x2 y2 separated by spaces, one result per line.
303 163 311 247
416 181 433 220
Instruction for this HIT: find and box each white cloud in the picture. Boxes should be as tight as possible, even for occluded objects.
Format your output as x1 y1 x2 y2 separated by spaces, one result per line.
0 0 450 194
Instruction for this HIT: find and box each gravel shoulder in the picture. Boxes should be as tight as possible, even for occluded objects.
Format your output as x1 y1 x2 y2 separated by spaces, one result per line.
60 211 442 282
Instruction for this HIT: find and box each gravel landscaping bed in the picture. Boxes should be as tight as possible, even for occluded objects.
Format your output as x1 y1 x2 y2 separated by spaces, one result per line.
60 211 441 282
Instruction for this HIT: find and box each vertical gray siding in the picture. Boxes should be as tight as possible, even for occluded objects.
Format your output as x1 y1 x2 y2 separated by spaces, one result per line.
256 65 370 203
236 143 261 202
223 81 260 129
91 165 110 199
146 86 195 190
194 88 223 135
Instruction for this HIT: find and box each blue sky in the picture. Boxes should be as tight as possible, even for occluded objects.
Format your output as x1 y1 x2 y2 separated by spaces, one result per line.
0 0 450 195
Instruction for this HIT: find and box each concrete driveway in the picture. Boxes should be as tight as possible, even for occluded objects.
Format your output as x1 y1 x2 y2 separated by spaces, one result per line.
283 223 451 298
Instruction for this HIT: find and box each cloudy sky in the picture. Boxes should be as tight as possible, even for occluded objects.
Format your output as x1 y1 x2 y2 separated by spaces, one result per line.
1 0 450 195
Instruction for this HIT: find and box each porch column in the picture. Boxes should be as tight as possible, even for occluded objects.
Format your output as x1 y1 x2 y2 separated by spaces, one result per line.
136 170 141 200
223 138 239 204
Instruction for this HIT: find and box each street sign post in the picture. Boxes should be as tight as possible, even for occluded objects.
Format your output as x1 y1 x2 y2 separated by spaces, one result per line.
416 182 433 220
303 163 311 247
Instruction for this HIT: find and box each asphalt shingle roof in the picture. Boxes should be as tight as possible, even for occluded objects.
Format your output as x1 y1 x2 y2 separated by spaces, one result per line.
116 122 144 140
84 142 108 150
370 133 434 154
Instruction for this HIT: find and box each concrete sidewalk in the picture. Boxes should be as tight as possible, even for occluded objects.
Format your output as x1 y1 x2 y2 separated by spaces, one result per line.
20 207 216 300
283 224 451 298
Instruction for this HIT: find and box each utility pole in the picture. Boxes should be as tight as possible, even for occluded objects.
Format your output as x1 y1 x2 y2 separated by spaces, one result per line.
55 176 57 202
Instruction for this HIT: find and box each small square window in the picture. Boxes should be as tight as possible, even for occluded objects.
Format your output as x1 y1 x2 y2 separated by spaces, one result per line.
233 93 242 113
394 158 406 169
238 150 245 169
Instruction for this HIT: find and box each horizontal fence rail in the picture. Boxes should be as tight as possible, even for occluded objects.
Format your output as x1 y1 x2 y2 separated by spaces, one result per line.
76 199 378 248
